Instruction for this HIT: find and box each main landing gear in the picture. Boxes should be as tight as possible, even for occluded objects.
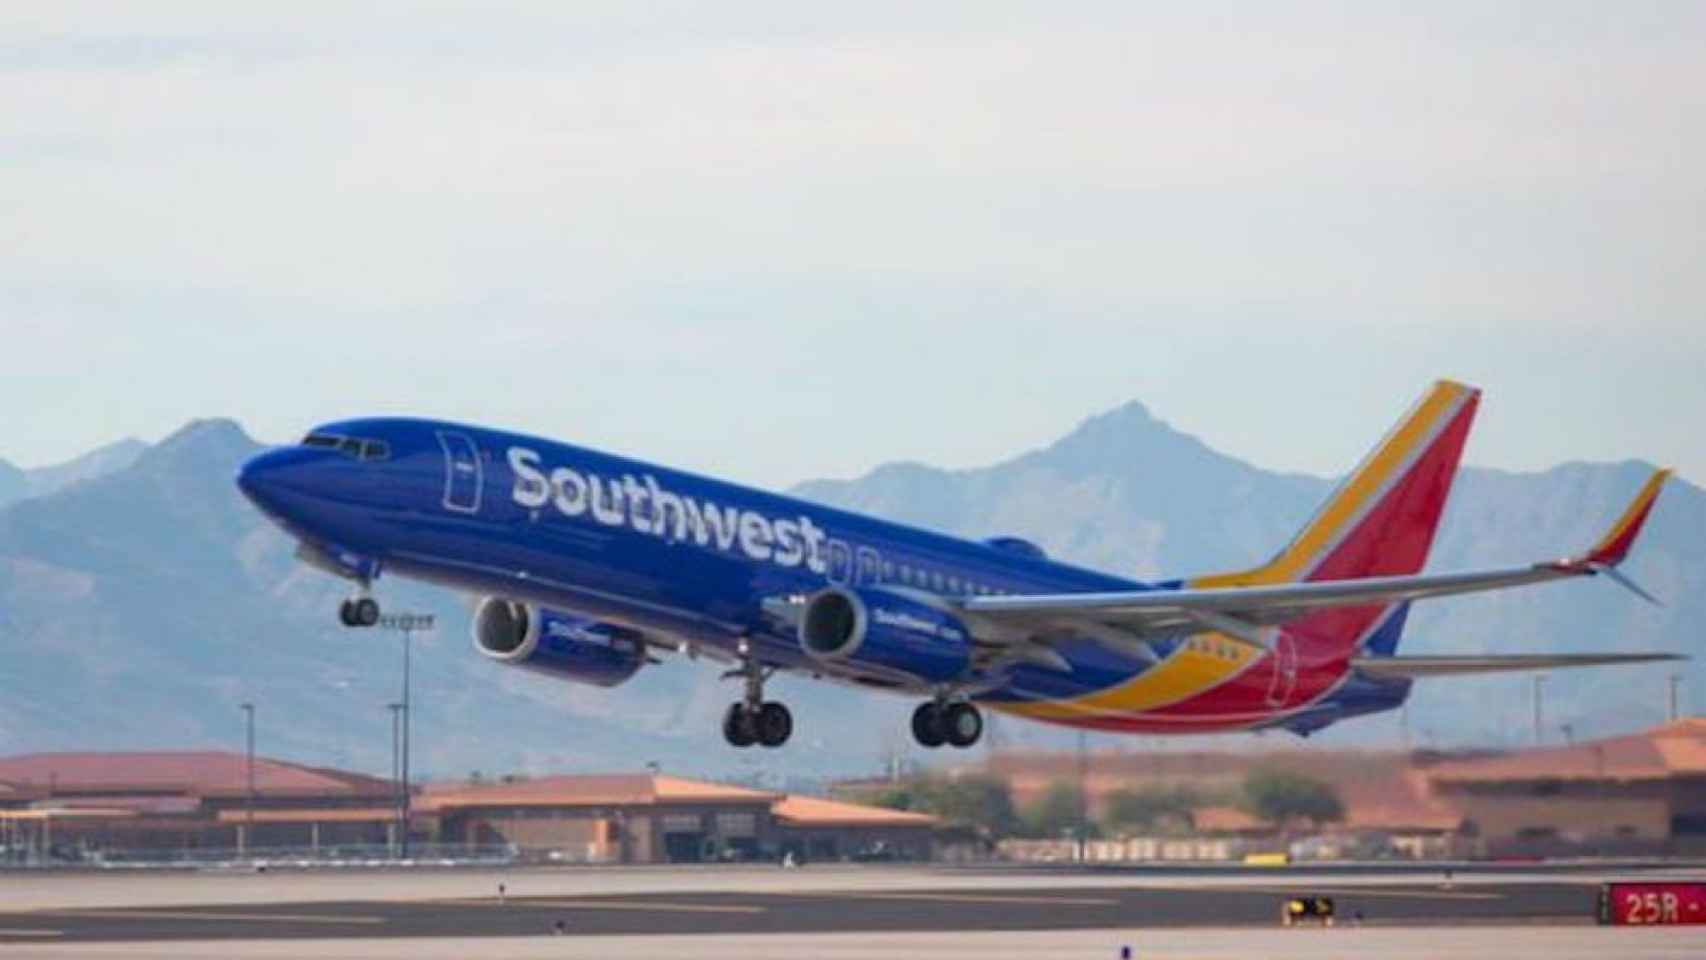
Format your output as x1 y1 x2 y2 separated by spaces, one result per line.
723 701 792 749
721 644 792 749
912 700 983 749
337 593 381 627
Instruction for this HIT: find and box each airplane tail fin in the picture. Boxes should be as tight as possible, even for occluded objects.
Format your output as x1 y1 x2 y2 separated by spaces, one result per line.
1190 380 1481 653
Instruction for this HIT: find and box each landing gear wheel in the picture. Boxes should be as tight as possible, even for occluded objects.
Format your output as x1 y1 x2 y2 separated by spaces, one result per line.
911 702 946 748
722 703 757 748
338 599 357 627
352 596 381 627
756 702 793 748
943 702 983 748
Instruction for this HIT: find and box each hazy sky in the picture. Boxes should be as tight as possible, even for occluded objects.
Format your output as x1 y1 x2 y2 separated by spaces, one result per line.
3 2 1702 488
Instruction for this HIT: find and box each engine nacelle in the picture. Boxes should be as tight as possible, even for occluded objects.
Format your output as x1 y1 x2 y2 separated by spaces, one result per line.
797 586 971 683
471 597 645 688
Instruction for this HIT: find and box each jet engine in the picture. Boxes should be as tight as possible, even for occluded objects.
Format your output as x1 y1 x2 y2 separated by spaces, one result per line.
797 586 971 683
471 597 645 688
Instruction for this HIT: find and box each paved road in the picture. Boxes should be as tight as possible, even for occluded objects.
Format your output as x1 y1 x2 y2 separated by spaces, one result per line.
0 881 1599 943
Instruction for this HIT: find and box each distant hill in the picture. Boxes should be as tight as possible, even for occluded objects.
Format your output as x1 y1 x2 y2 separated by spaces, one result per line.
0 461 23 510
0 438 147 509
0 403 1697 783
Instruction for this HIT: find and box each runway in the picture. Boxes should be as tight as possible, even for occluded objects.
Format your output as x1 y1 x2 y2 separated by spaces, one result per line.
0 879 1603 942
4 865 1702 958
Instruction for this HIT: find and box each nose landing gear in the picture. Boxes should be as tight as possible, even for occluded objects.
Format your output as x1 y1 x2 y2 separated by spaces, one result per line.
338 594 381 628
912 700 983 749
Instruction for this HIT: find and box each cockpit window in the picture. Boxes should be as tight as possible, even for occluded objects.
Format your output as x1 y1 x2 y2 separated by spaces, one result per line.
301 433 390 461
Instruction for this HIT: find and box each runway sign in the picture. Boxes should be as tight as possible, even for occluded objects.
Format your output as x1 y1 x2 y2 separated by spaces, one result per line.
1599 882 1706 925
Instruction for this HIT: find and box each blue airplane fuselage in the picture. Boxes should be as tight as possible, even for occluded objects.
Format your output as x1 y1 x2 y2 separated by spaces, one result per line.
236 417 1407 734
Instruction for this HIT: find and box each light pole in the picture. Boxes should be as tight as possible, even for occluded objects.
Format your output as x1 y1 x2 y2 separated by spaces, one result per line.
378 613 434 857
1531 675 1548 747
387 702 404 856
1076 729 1089 860
239 702 255 855
1669 673 1682 723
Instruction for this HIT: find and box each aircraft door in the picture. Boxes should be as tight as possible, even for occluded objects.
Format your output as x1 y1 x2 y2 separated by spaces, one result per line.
1265 634 1298 707
436 431 483 514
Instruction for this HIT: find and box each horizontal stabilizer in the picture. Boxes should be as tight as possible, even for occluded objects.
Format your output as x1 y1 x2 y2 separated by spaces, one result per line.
1351 652 1683 679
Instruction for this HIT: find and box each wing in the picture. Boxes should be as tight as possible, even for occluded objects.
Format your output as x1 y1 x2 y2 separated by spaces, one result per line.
1350 652 1683 678
961 468 1672 649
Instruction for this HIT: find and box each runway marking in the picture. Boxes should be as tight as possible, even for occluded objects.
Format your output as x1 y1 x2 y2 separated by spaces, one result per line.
811 892 1121 907
0 929 64 938
1234 886 1503 901
46 910 387 925
438 898 767 915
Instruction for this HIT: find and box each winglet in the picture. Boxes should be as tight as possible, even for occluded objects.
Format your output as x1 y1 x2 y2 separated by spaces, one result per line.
1580 468 1672 568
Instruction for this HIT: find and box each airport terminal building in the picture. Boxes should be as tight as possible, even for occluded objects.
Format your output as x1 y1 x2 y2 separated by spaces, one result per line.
421 774 937 863
0 753 937 865
976 717 1706 860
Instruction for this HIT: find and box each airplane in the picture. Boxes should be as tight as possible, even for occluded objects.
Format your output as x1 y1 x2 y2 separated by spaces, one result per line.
235 381 1680 749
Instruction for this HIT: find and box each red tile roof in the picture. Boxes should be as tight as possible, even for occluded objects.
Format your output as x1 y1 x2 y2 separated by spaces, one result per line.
214 807 400 824
772 795 938 828
1426 719 1706 784
421 774 927 829
420 774 778 812
0 752 392 798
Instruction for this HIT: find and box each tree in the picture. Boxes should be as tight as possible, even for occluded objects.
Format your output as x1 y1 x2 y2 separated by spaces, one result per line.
1020 780 1097 839
853 776 1019 837
1240 770 1344 828
865 785 917 812
918 776 1020 837
1102 785 1200 834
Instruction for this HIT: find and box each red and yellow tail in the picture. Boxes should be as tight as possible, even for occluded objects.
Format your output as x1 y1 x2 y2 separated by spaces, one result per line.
1193 379 1480 590
999 381 1482 728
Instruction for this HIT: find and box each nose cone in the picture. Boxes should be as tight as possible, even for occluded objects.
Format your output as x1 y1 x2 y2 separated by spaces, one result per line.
236 448 308 518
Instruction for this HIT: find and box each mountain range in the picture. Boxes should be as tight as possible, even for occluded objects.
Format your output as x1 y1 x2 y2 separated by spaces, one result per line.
0 439 146 510
0 403 1698 783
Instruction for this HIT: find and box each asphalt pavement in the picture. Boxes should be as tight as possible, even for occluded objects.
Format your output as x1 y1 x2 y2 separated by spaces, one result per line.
0 880 1598 943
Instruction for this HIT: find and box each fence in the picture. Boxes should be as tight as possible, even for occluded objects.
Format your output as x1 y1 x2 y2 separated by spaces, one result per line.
2 843 518 870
